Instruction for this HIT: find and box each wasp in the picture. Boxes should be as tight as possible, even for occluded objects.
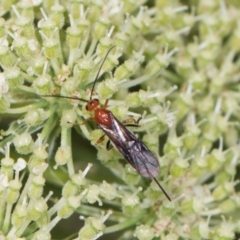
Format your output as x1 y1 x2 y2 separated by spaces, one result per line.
42 46 171 201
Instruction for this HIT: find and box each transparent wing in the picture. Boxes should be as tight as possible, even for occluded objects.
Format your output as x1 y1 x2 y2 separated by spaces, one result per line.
98 113 160 179
124 140 160 178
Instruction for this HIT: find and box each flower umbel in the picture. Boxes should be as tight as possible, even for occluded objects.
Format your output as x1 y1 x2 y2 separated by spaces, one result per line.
0 0 240 240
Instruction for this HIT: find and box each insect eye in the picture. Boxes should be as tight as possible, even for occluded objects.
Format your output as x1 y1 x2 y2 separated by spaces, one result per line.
93 99 99 105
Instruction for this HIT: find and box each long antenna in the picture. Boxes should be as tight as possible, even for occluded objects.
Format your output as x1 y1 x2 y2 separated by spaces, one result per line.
153 177 171 201
40 94 88 102
90 45 116 100
41 46 116 102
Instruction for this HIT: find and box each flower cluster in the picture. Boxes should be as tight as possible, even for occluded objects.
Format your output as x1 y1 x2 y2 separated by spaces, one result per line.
0 0 240 239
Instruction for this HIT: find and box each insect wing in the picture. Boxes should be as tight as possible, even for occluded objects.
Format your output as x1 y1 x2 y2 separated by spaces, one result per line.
124 140 160 179
97 112 137 150
98 112 160 179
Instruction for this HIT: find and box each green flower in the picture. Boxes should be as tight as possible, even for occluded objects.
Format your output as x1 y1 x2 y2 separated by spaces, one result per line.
0 0 240 239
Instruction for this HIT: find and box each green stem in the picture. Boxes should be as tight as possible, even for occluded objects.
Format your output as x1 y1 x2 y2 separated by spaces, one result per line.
61 127 74 176
41 105 59 140
6 101 48 114
0 191 6 230
104 215 143 234
2 203 13 234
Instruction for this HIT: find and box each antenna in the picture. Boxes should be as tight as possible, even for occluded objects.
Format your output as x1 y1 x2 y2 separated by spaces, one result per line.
40 45 116 101
90 45 116 100
40 94 88 102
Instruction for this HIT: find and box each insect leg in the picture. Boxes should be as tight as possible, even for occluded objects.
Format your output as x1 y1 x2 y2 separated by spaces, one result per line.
80 117 95 125
122 116 142 125
95 134 106 145
103 99 109 109
106 139 113 150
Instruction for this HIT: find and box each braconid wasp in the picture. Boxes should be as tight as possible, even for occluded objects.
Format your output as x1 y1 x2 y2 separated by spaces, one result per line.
42 46 171 201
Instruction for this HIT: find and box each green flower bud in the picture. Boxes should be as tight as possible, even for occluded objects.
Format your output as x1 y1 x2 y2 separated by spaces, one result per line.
24 108 46 126
190 71 206 90
30 56 46 75
76 18 90 36
73 58 94 84
58 196 80 219
114 32 128 48
125 92 142 108
78 214 107 240
33 74 53 95
143 182 162 201
145 53 170 76
66 26 82 49
1 157 14 180
100 181 120 200
97 147 121 164
17 17 35 38
61 77 78 95
85 185 102 206
180 197 203 215
219 198 239 214
62 173 87 198
197 95 214 115
162 233 179 240
50 4 65 29
5 66 23 89
0 45 15 68
55 146 71 166
43 39 59 59
92 17 110 39
173 93 193 119
28 154 46 171
190 222 209 239
36 210 50 227
97 78 118 100
33 143 48 160
32 230 51 240
207 149 225 172
215 167 234 184
39 19 56 38
123 164 140 186
135 225 155 240
11 204 27 228
87 1 102 22
12 37 32 59
69 2 83 20
97 37 113 56
212 182 234 201
122 192 141 216
182 125 201 150
159 201 176 217
28 199 48 221
61 110 77 127
191 156 208 178
7 180 22 204
114 59 138 80
13 132 33 155
212 221 235 240
28 176 45 200
164 137 183 160
110 105 128 120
